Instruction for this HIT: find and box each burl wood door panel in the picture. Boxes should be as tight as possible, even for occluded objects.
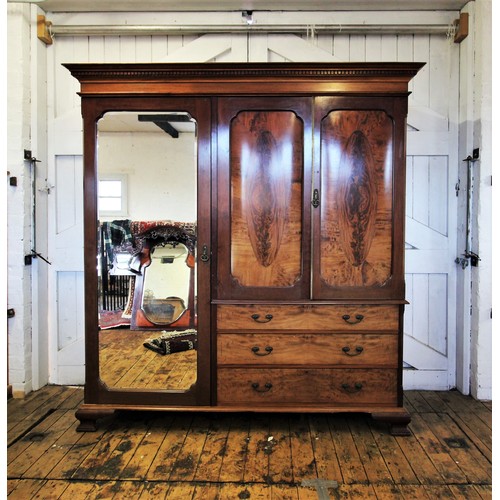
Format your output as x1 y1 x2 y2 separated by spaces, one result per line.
321 109 393 287
313 98 407 300
217 98 312 300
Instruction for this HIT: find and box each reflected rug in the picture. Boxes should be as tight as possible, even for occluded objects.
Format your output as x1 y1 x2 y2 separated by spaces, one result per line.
99 310 131 329
143 329 197 355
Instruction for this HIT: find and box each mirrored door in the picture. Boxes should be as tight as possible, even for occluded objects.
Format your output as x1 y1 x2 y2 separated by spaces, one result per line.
92 105 209 397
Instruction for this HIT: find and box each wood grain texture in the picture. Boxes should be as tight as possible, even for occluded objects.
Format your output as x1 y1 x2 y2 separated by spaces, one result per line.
217 332 398 367
68 63 421 428
217 304 399 331
99 329 197 391
230 110 303 287
320 110 393 288
217 368 398 405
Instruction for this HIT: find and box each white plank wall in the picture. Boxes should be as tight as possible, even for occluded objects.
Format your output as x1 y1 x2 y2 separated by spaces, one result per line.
48 28 459 389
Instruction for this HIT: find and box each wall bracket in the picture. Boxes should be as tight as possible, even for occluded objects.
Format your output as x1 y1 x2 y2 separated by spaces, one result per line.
37 15 53 45
453 12 469 43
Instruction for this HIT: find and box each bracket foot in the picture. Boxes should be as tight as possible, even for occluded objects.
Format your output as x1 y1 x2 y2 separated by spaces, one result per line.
75 406 115 432
371 410 411 436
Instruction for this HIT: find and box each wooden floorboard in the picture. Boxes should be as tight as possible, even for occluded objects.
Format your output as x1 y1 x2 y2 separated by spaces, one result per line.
7 386 492 499
99 329 198 392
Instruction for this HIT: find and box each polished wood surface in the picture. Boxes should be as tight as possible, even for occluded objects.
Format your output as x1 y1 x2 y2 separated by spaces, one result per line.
217 332 398 367
320 110 393 289
217 96 312 301
312 96 408 300
64 62 426 96
67 63 423 433
217 368 398 405
217 304 400 331
80 96 212 409
230 110 303 288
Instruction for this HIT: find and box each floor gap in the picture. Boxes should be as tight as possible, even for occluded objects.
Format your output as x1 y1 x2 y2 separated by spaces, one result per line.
8 409 57 447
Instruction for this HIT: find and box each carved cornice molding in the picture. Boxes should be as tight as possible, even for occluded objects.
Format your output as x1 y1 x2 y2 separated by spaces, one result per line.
64 62 425 82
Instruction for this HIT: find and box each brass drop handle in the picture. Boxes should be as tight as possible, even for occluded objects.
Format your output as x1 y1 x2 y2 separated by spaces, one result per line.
342 314 364 325
341 382 363 393
200 244 210 262
251 382 273 393
251 346 273 356
251 313 273 323
342 346 364 357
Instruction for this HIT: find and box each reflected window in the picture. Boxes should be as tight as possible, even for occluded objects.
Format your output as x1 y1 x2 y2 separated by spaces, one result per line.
98 174 128 217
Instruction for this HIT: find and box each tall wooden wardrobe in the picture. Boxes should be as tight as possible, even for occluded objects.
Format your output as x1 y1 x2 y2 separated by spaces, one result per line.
66 62 423 435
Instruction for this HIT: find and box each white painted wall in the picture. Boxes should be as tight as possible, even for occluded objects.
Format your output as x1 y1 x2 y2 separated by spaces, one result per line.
455 0 492 400
7 4 51 397
469 0 492 400
98 131 197 222
7 5 35 396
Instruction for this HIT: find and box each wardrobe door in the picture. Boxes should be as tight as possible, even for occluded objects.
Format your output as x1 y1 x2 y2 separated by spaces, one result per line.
216 98 312 300
82 96 212 407
312 97 408 300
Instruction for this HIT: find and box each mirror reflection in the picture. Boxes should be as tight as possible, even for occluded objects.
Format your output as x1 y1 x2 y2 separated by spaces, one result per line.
96 111 198 392
141 243 191 325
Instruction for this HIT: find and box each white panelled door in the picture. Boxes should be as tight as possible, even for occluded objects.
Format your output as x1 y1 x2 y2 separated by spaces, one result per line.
47 31 459 389
49 156 85 384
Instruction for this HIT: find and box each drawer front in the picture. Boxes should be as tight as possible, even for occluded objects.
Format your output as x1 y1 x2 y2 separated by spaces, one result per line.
217 304 399 331
217 333 398 367
217 368 398 406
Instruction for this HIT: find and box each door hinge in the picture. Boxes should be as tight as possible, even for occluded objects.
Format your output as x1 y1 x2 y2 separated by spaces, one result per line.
24 150 41 163
25 250 52 266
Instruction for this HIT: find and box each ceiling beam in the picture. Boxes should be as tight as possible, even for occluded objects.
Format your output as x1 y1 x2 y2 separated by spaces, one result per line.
138 115 179 138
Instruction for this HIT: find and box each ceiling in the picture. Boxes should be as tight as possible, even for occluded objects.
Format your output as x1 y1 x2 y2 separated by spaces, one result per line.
35 0 470 12
99 112 196 134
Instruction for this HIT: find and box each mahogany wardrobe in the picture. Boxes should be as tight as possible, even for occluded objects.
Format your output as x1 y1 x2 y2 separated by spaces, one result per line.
65 62 423 435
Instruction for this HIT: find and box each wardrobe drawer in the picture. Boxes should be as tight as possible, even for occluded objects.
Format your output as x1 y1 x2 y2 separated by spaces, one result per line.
217 368 398 406
217 333 398 367
217 304 399 331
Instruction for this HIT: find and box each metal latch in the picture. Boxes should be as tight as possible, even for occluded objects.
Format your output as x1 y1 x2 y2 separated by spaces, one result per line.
311 188 320 208
455 251 480 269
455 152 480 269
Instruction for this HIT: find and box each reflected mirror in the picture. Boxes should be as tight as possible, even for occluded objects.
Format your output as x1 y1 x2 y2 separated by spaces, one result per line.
96 111 198 392
142 243 191 325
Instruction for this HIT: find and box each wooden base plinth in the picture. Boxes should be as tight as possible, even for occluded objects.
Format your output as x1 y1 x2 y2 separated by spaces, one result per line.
75 403 411 435
75 406 115 432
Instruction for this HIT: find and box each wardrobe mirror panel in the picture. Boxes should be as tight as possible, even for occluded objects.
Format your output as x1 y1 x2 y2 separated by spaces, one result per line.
96 111 198 392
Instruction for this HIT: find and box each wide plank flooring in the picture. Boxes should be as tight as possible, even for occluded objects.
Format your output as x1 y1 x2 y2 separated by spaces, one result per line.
7 386 492 499
99 329 197 391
